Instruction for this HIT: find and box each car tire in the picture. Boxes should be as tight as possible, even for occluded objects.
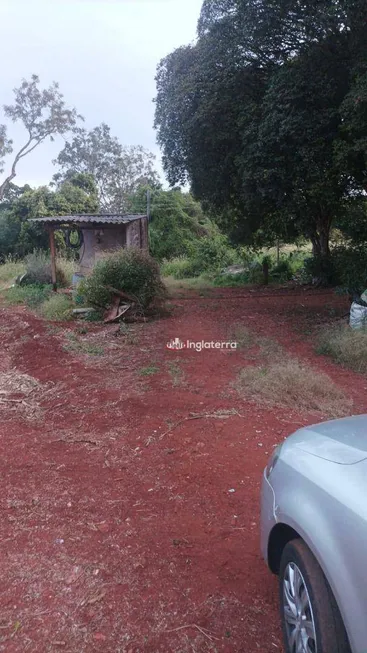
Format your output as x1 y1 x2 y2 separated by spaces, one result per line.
279 538 351 653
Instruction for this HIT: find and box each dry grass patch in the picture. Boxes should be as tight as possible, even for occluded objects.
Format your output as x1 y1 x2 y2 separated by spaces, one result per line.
258 335 284 359
63 333 105 357
236 358 351 418
229 325 256 349
229 324 284 359
317 325 367 375
167 360 186 387
0 258 25 287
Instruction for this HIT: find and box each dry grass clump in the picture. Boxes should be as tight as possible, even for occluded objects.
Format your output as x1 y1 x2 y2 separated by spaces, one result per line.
229 323 284 358
236 358 351 418
317 325 367 375
0 371 47 419
0 257 25 286
229 325 256 349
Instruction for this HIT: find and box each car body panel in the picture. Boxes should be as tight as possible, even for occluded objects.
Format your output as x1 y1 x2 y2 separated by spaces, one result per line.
261 416 367 653
285 414 367 464
260 471 276 562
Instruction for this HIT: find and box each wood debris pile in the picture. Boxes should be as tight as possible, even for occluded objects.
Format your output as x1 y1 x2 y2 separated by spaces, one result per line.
103 287 147 324
0 371 49 419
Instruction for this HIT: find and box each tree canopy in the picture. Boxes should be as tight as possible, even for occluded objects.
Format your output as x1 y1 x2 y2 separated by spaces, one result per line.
54 123 160 212
0 173 98 259
155 0 367 256
0 75 81 201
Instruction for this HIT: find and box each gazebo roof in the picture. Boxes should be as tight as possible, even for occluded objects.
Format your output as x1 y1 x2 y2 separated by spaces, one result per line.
29 214 147 227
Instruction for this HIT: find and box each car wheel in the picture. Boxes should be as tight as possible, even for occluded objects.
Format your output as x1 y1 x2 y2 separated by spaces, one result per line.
279 539 351 653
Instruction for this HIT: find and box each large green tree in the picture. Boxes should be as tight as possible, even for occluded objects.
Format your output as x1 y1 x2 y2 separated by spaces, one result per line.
155 40 266 224
155 0 367 257
54 123 160 213
0 174 98 258
198 0 361 63
238 36 352 257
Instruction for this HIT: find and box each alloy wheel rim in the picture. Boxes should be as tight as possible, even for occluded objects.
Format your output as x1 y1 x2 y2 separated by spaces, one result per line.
283 562 317 653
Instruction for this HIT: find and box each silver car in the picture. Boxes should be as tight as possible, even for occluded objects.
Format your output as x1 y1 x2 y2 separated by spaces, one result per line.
261 414 367 653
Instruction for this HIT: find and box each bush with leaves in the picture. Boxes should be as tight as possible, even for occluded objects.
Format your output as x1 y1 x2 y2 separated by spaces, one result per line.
271 258 294 282
149 192 211 261
40 294 73 321
81 248 167 310
192 234 240 273
5 284 53 308
331 246 367 295
161 257 202 279
161 233 240 279
302 255 338 286
303 247 367 292
127 186 213 262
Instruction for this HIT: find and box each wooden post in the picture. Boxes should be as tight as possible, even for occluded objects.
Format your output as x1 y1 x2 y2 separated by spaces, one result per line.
263 259 269 285
143 216 149 250
48 227 57 291
139 218 143 250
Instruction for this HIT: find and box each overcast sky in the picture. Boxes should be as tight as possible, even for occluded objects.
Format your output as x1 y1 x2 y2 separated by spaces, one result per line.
0 0 202 188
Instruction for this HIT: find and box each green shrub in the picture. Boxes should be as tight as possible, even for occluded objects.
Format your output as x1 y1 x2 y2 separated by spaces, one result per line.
162 235 240 280
301 247 367 290
192 234 240 273
271 259 294 282
213 272 250 287
24 250 67 287
39 294 73 321
214 264 266 286
147 190 211 261
5 284 53 308
287 250 309 271
161 257 202 279
239 247 258 267
81 248 166 309
332 246 367 294
302 255 337 285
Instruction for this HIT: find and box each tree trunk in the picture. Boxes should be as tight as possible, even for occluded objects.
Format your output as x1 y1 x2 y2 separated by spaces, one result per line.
309 217 332 285
0 176 15 203
310 219 331 259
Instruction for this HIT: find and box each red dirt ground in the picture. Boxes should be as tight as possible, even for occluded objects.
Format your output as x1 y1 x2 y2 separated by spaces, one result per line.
1 287 366 653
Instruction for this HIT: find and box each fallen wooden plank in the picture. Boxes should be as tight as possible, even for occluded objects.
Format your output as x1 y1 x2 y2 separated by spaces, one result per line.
72 308 95 316
104 303 132 324
103 295 121 323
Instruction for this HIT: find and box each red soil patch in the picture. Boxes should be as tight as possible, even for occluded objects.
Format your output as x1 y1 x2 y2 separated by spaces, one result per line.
0 288 365 653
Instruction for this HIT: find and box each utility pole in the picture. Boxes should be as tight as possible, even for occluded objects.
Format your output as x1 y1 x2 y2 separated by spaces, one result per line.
147 189 151 222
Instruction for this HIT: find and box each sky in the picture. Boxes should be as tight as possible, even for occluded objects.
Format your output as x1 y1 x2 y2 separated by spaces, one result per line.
0 0 202 188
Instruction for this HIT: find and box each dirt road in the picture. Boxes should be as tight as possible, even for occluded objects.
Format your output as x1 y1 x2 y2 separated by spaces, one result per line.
0 288 365 652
